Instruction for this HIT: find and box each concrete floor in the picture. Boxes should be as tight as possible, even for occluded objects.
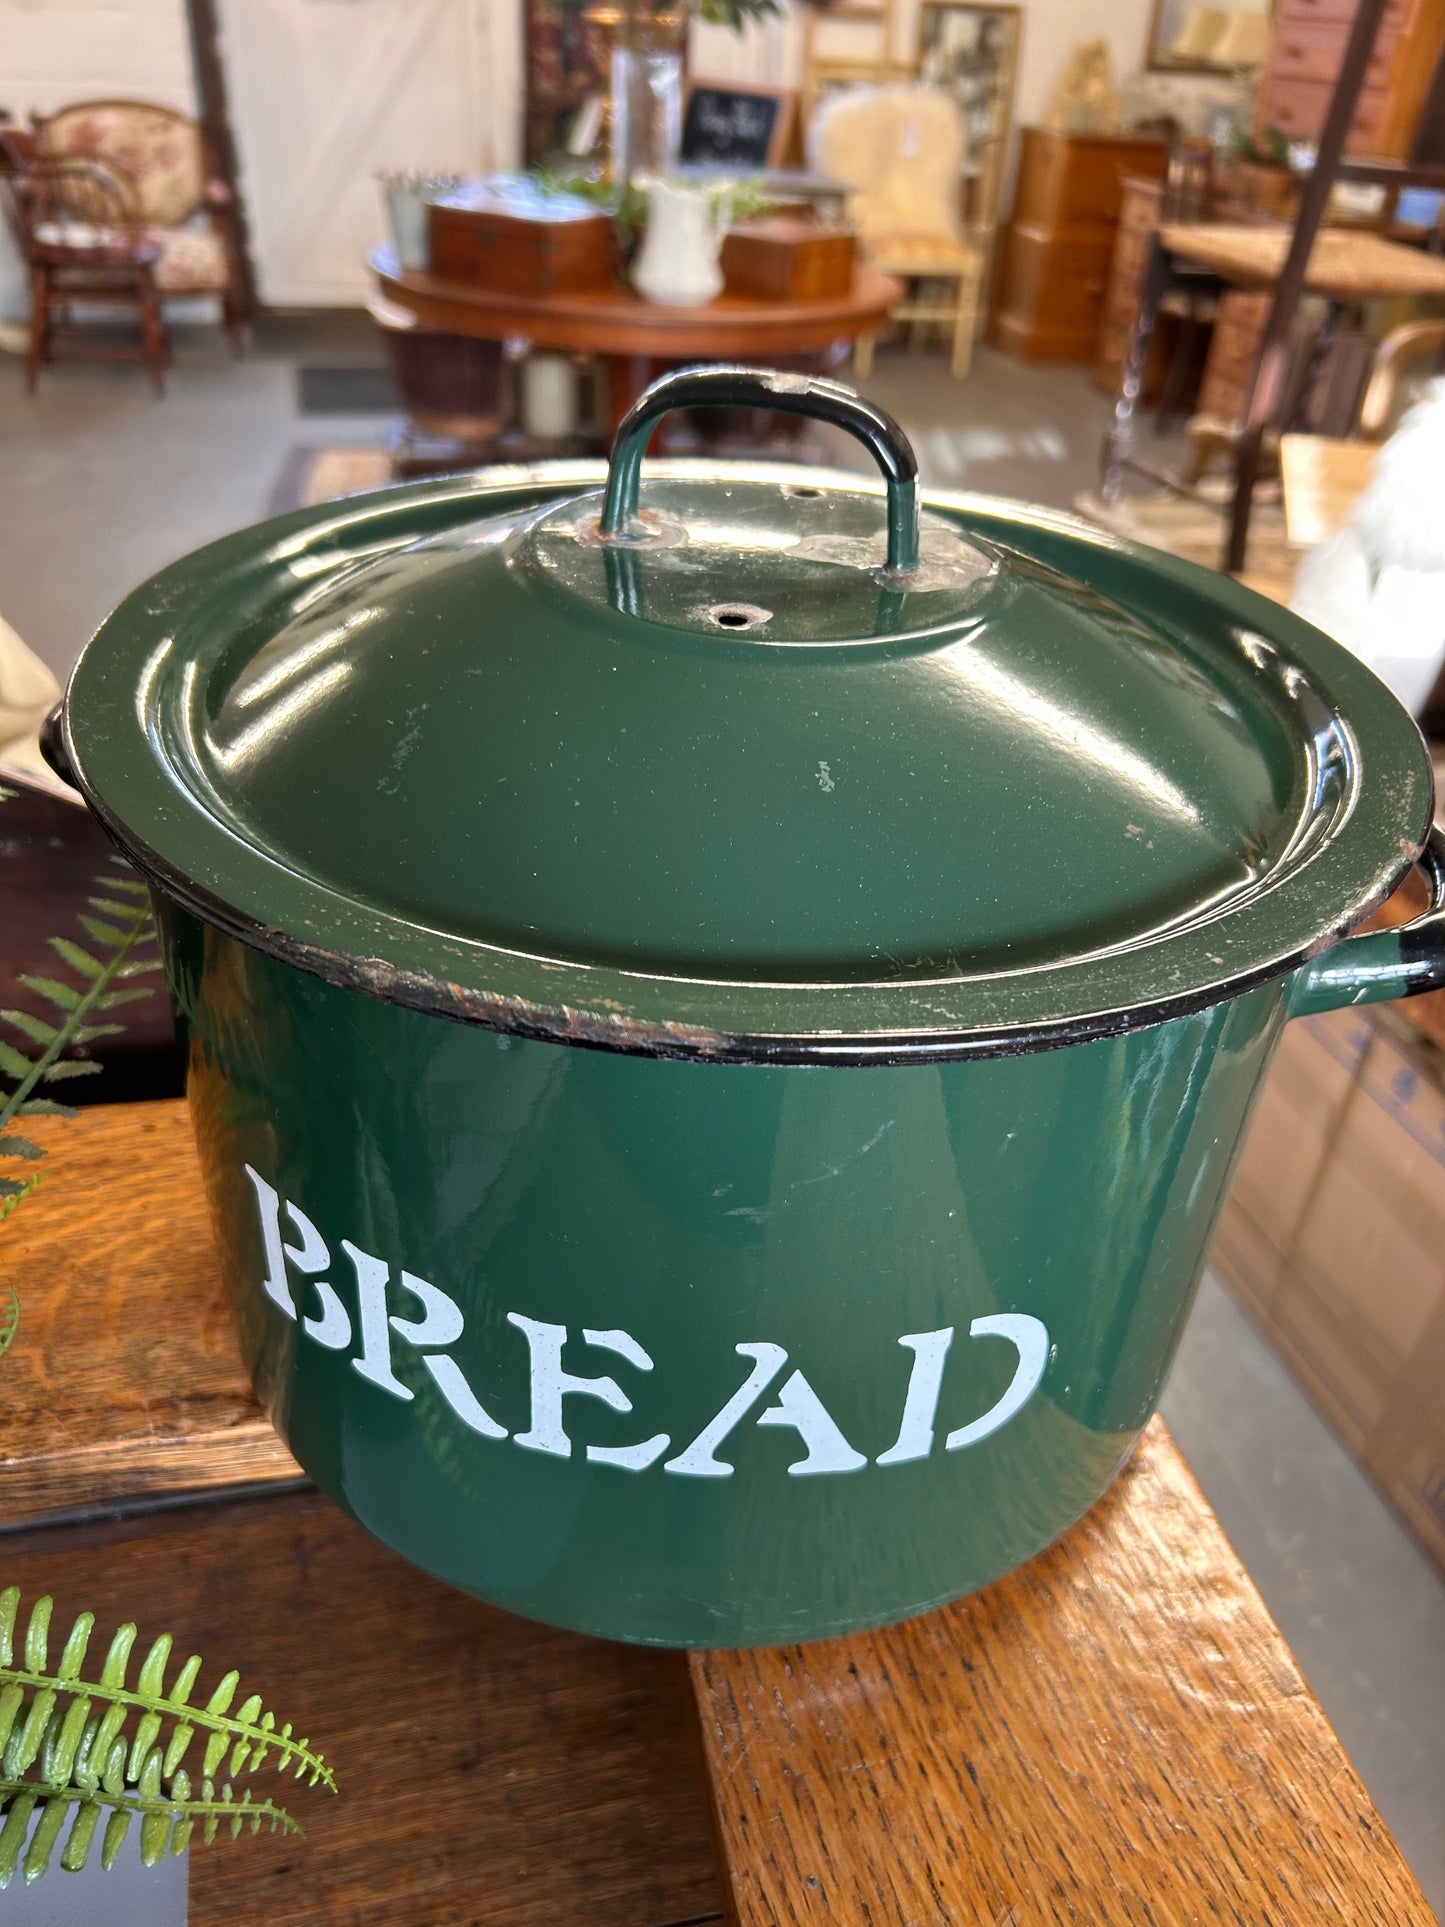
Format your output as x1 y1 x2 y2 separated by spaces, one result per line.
1164 1276 1445 1920
0 319 1119 683
1 319 1441 1919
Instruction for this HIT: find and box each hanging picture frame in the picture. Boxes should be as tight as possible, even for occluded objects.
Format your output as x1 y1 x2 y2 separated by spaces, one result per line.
915 1 1021 161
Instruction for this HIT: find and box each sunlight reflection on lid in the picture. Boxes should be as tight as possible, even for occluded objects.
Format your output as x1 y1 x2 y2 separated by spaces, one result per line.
214 661 354 771
231 607 382 710
940 643 1201 823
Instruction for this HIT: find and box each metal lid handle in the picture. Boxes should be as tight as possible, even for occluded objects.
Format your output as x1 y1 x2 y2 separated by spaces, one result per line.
599 366 922 577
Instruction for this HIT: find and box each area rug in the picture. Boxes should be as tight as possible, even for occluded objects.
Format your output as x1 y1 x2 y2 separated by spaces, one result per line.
268 446 394 515
296 365 400 414
1072 484 1297 608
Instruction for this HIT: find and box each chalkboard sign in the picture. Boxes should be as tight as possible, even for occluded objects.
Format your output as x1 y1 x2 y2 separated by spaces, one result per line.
679 86 795 168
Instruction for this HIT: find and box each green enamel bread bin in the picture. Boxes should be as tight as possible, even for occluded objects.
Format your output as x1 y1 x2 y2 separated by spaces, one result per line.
50 368 1445 1647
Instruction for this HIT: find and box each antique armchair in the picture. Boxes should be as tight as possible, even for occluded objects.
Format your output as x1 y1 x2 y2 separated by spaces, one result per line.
0 144 167 393
32 98 244 350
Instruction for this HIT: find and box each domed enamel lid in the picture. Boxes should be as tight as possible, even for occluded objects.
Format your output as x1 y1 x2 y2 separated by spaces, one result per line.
63 367 1431 1062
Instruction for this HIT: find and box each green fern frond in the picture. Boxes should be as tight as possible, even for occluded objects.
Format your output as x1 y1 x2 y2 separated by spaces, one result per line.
0 1042 32 1082
0 1010 58 1049
0 1591 335 1795
0 874 159 1174
0 1591 332 1886
0 1177 42 1216
13 976 82 1016
45 940 103 983
76 917 127 948
0 1771 303 1887
0 1286 17 1356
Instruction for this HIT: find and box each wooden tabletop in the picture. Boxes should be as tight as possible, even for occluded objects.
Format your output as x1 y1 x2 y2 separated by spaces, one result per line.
1160 221 1445 299
370 244 901 357
3 1098 1434 1924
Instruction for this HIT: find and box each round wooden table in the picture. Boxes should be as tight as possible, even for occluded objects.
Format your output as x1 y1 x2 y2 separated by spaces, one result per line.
370 244 901 438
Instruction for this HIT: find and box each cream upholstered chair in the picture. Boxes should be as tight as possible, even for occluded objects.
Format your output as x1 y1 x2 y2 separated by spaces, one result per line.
812 84 986 379
34 99 244 349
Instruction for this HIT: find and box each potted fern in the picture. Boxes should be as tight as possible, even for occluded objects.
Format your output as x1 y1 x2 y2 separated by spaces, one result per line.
0 818 335 1889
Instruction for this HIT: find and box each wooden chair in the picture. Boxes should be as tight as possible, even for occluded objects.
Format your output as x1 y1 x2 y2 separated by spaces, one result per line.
813 85 990 379
32 98 244 351
1356 317 1445 439
0 149 167 394
1153 139 1222 428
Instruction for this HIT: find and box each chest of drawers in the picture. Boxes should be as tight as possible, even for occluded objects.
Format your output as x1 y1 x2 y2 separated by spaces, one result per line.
1255 0 1445 157
989 128 1167 363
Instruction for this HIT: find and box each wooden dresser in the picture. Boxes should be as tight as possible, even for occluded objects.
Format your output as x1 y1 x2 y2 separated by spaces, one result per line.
989 128 1167 363
1257 0 1445 157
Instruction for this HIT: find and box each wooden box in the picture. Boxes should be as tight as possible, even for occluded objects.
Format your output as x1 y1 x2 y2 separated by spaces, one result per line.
428 195 615 295
721 218 856 302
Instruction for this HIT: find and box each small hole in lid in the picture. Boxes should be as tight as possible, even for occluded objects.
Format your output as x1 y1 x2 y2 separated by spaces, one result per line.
705 602 772 631
783 484 822 499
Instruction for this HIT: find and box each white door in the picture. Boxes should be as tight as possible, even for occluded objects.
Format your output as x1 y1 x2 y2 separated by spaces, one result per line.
217 0 521 306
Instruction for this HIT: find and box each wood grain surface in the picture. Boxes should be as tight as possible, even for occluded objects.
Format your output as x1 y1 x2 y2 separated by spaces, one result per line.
0 1101 299 1530
1 1492 724 1927
690 1420 1435 1927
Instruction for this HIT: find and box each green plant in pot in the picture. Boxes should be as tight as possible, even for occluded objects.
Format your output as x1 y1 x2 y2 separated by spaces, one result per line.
0 832 335 1887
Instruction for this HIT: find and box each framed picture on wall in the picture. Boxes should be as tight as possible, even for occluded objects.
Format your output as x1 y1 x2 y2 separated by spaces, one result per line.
679 84 797 169
916 1 1020 241
916 2 1021 157
1146 0 1272 71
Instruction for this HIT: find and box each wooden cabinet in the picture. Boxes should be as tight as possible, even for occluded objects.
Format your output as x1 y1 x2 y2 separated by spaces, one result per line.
989 129 1167 363
1255 0 1445 157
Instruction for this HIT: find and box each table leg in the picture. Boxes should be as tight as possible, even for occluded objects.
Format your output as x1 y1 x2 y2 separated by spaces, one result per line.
1099 237 1171 502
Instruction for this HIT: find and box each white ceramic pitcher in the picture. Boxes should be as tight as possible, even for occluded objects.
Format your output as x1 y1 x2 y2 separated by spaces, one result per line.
631 178 731 307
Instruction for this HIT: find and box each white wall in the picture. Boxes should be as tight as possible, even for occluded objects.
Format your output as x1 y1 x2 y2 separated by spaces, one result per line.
218 0 520 306
1 0 520 314
0 0 196 120
689 8 804 91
